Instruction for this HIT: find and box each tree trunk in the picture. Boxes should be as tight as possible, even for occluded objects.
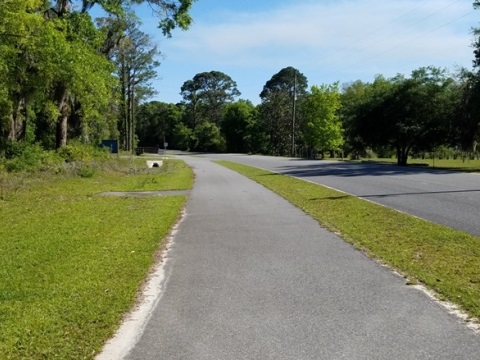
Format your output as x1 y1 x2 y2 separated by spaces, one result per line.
130 83 135 153
396 145 411 166
7 96 26 142
8 113 17 141
121 60 129 151
126 80 132 152
56 113 68 149
54 83 69 149
69 99 83 140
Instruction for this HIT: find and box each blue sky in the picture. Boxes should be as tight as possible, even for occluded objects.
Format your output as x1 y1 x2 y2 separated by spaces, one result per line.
124 0 478 104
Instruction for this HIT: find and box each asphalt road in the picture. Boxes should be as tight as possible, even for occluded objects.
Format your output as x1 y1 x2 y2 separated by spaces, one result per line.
205 154 480 237
122 156 480 359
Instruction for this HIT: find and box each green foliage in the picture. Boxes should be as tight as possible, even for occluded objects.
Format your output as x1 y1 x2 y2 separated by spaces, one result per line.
222 100 257 153
112 17 161 151
152 0 195 36
453 68 480 152
373 146 396 159
57 142 109 163
76 165 96 178
302 84 343 157
260 66 308 99
0 142 63 173
340 80 371 157
0 0 196 151
0 142 115 175
181 71 241 127
259 66 308 156
194 121 226 152
173 123 196 151
136 101 183 147
348 68 458 165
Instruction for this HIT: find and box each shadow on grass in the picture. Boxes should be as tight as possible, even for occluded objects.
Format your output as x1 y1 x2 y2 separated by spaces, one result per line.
309 195 351 201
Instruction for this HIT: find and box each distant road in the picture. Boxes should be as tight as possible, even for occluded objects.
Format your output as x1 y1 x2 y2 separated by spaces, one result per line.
204 154 480 237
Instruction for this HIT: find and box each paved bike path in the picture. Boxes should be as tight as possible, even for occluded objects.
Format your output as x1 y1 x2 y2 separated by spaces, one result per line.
125 157 480 359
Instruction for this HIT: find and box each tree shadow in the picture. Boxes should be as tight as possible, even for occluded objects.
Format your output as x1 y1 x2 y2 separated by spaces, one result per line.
277 161 455 178
359 189 480 199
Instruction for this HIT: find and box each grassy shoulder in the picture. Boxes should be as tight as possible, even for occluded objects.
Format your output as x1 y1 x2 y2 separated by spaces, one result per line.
0 158 193 360
216 160 480 321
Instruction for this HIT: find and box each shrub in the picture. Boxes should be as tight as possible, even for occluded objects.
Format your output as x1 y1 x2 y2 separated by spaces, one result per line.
1 142 49 172
57 142 109 163
0 141 111 174
76 166 96 178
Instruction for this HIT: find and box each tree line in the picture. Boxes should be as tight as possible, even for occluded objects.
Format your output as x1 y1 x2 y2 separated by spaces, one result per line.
2 1 480 167
136 64 480 165
137 68 343 157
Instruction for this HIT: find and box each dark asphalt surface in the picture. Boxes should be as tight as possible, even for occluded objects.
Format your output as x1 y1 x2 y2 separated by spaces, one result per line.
205 154 480 237
125 156 480 359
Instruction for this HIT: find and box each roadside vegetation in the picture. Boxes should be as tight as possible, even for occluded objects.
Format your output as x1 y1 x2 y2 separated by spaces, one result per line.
0 151 193 360
217 161 480 322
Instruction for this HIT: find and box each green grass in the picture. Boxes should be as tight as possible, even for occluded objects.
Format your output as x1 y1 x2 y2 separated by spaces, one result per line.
0 158 193 359
217 160 480 320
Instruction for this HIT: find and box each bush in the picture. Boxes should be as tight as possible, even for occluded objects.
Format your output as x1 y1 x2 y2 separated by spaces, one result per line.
0 141 111 174
76 165 96 178
57 142 109 163
0 142 63 173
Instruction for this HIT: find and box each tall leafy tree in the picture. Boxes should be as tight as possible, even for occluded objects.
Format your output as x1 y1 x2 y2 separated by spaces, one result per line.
180 71 240 128
351 67 456 165
136 101 183 147
259 66 308 156
451 69 480 153
0 0 49 143
194 121 225 152
45 0 194 148
302 84 343 158
340 80 371 158
0 0 195 153
222 100 257 153
112 18 160 151
44 8 117 148
173 122 195 151
454 1 480 153
179 78 201 129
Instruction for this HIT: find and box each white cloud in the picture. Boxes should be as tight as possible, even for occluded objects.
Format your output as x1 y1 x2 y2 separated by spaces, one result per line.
167 0 475 69
142 0 479 103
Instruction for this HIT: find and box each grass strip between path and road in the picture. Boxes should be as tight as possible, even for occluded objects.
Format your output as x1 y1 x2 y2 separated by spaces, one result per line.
216 160 480 321
0 158 193 360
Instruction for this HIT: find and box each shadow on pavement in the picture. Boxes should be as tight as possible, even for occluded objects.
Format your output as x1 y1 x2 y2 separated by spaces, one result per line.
277 162 454 178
